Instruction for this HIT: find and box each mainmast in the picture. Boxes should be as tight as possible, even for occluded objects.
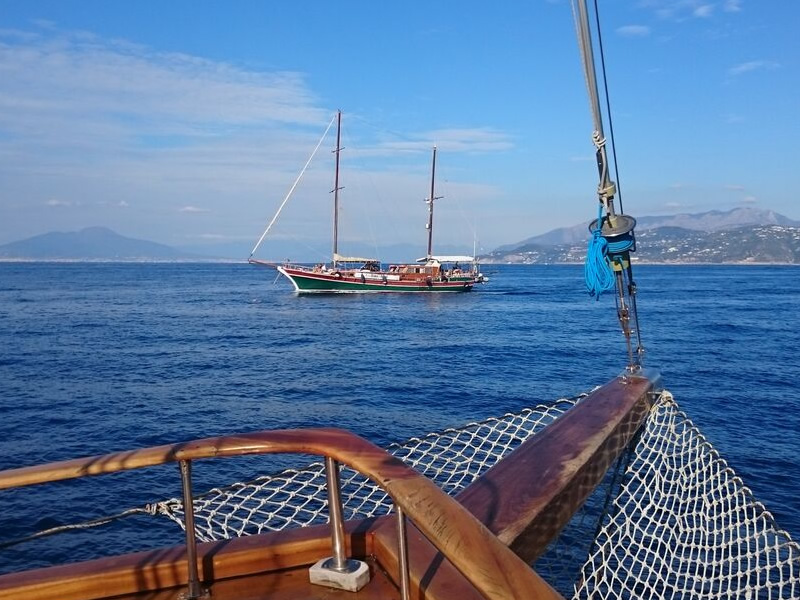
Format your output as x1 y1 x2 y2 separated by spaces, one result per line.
332 110 343 267
572 0 644 371
425 146 441 259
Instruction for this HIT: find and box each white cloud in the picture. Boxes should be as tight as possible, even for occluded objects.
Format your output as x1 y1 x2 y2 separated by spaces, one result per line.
0 31 328 139
723 0 743 12
390 128 513 153
740 195 758 204
724 184 745 191
725 113 745 124
617 25 651 38
179 206 210 213
45 198 71 206
639 0 738 20
727 60 779 76
693 4 714 18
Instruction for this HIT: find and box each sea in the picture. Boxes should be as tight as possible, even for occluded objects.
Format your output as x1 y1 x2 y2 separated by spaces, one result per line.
0 262 798 575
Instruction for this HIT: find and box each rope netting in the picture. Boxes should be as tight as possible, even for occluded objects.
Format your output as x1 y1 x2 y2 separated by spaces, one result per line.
154 397 578 540
567 391 799 599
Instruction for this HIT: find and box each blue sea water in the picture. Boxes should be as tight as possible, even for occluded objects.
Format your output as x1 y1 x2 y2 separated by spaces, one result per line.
0 262 798 575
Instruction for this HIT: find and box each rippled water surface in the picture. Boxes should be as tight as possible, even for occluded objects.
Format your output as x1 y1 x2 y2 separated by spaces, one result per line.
1 262 798 573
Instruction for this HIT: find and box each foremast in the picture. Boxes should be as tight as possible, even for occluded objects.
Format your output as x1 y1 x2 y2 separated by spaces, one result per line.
573 0 644 371
425 146 442 260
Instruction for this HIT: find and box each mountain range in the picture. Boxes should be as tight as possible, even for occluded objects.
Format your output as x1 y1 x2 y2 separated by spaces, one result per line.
483 207 800 265
493 207 798 250
1 208 799 264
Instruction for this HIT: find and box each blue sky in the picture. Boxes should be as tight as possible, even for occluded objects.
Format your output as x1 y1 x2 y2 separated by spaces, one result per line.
0 0 796 257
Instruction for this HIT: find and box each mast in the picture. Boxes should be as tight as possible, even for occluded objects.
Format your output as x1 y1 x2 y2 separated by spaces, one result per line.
332 110 343 267
425 146 441 259
572 0 643 371
573 0 616 220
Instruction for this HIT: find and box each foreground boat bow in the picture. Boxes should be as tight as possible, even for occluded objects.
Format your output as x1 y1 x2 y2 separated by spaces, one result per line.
0 369 660 600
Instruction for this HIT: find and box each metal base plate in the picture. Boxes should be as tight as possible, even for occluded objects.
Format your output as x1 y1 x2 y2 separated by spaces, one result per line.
309 557 371 592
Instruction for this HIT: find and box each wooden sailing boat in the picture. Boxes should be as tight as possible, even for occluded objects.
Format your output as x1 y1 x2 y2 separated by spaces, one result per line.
248 112 487 293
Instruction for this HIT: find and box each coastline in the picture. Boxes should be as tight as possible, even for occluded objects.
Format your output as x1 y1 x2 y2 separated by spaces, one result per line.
1 258 799 266
480 260 800 266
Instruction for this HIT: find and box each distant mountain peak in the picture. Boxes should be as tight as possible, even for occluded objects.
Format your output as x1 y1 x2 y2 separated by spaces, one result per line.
635 207 797 233
0 227 200 261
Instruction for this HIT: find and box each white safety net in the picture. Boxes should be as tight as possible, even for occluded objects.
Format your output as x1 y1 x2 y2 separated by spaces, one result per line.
156 397 578 541
569 392 799 599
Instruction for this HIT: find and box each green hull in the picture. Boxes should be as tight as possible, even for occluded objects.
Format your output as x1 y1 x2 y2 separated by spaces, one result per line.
278 267 475 294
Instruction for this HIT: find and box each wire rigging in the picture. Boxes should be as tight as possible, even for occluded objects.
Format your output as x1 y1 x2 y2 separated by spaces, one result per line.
249 113 337 259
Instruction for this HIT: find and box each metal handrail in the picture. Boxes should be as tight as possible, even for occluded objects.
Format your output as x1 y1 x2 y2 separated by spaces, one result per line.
0 427 564 600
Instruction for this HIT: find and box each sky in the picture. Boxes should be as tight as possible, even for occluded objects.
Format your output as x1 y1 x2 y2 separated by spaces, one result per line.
0 0 797 258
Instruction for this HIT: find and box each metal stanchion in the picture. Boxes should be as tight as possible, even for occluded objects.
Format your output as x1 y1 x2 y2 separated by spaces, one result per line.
324 456 349 570
308 457 371 592
178 460 209 600
396 506 410 600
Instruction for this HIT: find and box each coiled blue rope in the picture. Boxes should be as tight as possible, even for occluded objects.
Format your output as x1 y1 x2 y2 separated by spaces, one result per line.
585 205 616 299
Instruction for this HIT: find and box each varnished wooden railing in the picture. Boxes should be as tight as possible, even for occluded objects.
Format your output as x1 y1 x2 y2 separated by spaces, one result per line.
459 368 661 561
368 368 662 598
0 425 563 600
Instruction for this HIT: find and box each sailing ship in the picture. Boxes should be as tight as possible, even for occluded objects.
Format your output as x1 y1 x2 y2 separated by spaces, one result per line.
1 2 798 600
248 112 487 293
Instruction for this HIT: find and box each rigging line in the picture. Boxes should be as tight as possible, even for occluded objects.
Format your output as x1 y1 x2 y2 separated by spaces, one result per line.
249 113 338 259
592 0 624 215
0 506 159 550
440 176 482 252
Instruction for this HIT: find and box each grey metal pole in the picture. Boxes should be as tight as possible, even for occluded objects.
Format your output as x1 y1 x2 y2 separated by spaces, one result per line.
179 460 206 600
324 456 348 570
397 506 410 600
426 146 437 259
573 0 616 217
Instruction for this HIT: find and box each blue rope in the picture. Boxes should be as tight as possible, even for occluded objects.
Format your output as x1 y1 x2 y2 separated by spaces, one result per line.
606 238 634 254
585 206 615 299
